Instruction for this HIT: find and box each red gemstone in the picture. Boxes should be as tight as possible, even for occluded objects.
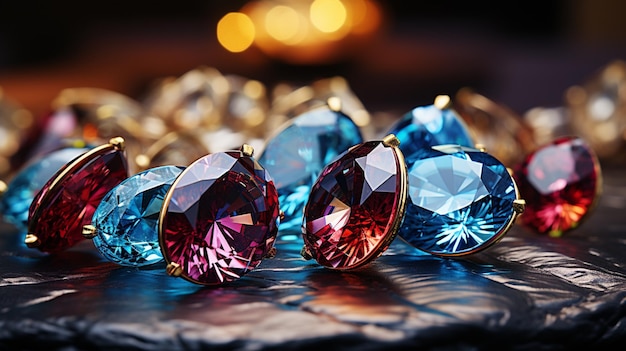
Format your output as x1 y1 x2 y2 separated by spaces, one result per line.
160 151 279 286
27 144 128 252
513 136 601 237
302 140 406 269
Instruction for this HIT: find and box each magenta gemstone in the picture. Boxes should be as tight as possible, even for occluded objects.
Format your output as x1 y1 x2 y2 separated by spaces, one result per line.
513 136 601 237
302 140 407 269
160 151 280 286
27 144 129 253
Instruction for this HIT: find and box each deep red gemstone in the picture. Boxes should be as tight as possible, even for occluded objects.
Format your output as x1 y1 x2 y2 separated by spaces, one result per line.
160 151 279 286
27 146 128 252
302 140 406 269
513 136 601 237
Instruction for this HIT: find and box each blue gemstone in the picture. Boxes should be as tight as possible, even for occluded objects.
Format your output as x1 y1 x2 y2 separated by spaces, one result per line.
258 106 362 233
399 145 518 256
387 104 474 166
91 165 184 266
0 146 90 232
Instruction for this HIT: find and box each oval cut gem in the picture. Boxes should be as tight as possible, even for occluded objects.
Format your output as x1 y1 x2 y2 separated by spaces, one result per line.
1 145 89 233
258 106 362 233
302 139 407 269
90 165 184 266
512 136 601 237
160 150 279 286
388 100 474 166
27 141 129 253
400 145 519 256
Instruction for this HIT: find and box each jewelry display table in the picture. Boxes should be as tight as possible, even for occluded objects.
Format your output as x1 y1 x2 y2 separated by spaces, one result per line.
1 167 624 350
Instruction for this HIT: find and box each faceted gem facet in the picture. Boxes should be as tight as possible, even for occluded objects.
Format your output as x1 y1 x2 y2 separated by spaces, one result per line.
0 146 89 232
302 140 407 269
160 150 279 286
258 106 362 233
91 165 184 266
388 101 474 167
400 145 518 256
27 143 129 253
512 136 601 237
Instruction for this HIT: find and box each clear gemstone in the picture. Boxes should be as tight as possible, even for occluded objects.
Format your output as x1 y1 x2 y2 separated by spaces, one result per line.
258 106 362 233
512 136 600 237
91 165 183 266
388 103 474 166
1 146 89 232
302 140 406 269
400 145 517 256
160 151 279 285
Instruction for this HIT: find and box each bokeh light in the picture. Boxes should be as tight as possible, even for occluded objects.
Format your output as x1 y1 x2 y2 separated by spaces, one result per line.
217 12 256 53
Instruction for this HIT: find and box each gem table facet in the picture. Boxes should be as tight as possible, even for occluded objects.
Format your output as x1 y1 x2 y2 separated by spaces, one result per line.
89 165 184 267
258 105 362 233
388 96 474 166
159 149 280 286
400 145 521 256
512 136 601 237
26 139 129 253
302 138 407 270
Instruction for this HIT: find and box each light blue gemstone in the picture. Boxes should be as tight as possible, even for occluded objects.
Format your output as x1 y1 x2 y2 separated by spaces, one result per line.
0 146 90 232
91 165 184 266
258 106 362 233
399 145 517 256
387 104 474 167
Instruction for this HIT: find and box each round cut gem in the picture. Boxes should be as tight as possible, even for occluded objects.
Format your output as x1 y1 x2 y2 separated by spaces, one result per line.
0 146 89 233
302 140 407 269
91 165 184 266
258 106 362 233
512 136 601 237
400 145 518 256
160 150 279 286
387 100 474 166
27 142 129 253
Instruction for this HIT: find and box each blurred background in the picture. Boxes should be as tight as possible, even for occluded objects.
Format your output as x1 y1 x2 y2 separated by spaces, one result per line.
1 0 625 118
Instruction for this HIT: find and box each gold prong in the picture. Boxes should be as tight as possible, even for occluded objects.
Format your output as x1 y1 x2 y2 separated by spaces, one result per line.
475 143 487 152
327 96 342 112
300 246 313 260
135 154 150 170
24 234 40 248
166 262 183 277
82 225 97 239
513 199 526 214
241 144 254 157
434 95 452 110
109 137 125 151
265 247 277 259
382 134 400 147
279 210 285 222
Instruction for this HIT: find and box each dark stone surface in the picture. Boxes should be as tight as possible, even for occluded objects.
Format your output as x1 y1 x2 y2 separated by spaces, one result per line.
1 169 625 350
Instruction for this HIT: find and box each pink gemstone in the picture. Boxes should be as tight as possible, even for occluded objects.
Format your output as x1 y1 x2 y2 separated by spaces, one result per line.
513 136 601 236
28 146 129 252
160 151 279 286
302 140 406 269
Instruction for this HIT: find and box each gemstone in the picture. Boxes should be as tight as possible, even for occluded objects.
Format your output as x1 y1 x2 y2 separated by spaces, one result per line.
302 139 407 269
387 96 474 167
27 139 129 253
399 145 519 256
160 150 279 285
90 165 184 266
0 145 89 233
512 136 600 237
258 105 362 233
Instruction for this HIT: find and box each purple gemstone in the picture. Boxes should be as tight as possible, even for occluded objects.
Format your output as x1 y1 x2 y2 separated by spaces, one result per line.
160 150 279 286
